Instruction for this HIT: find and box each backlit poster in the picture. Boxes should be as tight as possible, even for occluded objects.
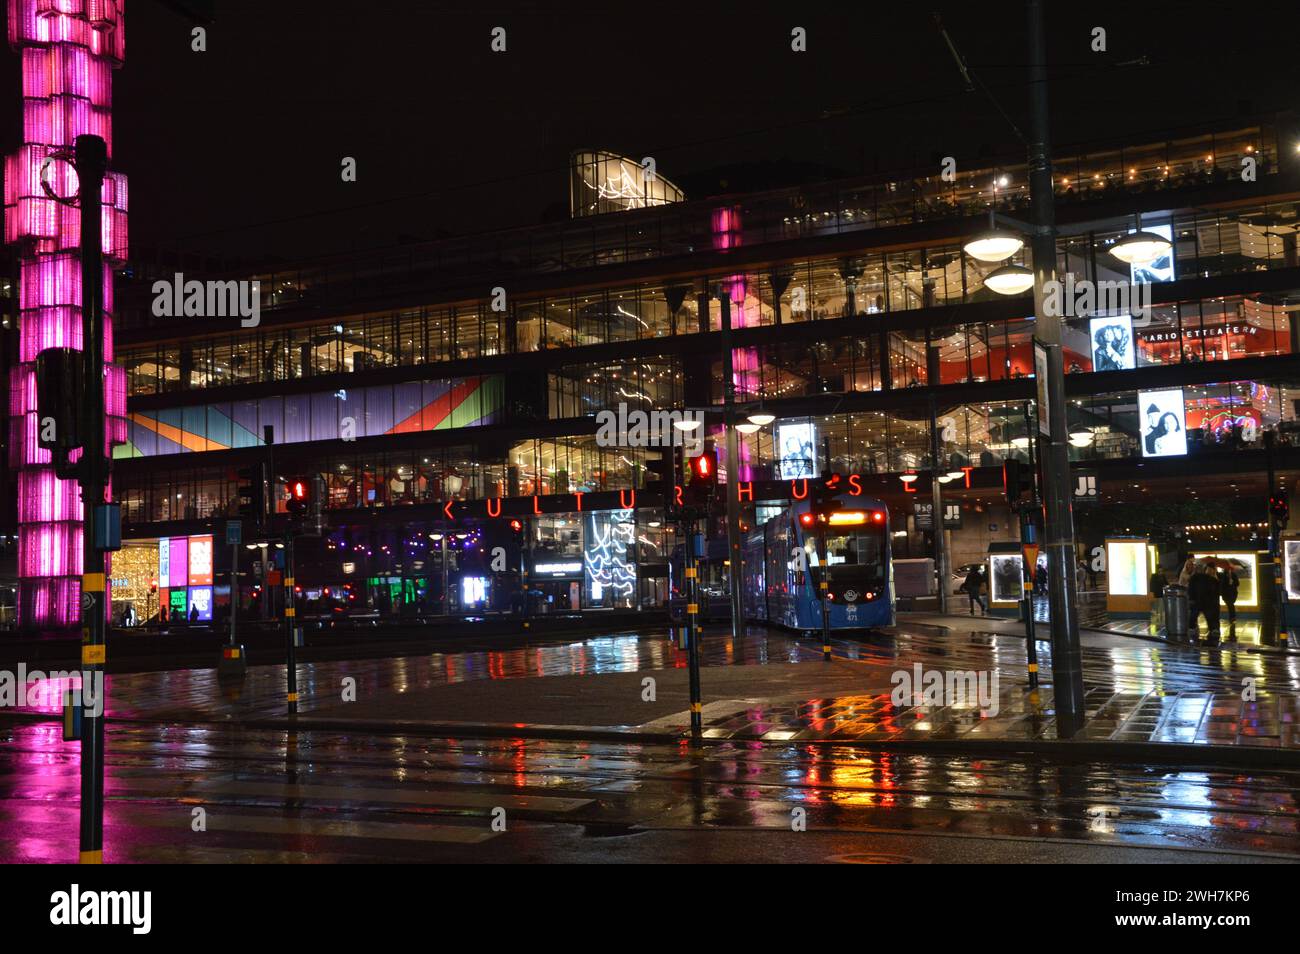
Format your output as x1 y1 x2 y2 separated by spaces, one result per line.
989 554 1023 604
188 535 214 586
1139 388 1187 458
1106 540 1147 596
158 538 170 588
1089 314 1135 372
1131 223 1175 285
188 586 213 621
168 537 188 589
777 421 816 479
1286 540 1300 601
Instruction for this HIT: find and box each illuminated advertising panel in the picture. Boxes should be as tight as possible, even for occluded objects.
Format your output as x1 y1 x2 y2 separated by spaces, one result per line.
188 586 213 622
989 554 1023 605
1139 389 1187 458
777 422 816 480
188 535 214 586
1106 540 1147 596
1131 223 1175 285
158 538 170 588
168 537 189 589
1193 552 1258 608
1286 540 1300 601
1089 315 1135 372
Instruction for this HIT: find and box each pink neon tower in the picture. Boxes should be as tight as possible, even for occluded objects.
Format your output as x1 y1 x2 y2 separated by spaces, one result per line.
4 0 128 628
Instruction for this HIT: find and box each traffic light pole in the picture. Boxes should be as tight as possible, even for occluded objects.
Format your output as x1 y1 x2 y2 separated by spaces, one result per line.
817 523 831 661
684 514 703 737
284 532 299 715
1026 0 1086 738
1265 432 1284 647
928 395 950 614
718 289 744 641
75 134 108 865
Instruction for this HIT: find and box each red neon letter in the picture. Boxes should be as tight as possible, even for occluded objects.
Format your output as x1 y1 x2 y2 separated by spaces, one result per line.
443 500 454 519
574 491 584 511
674 485 683 506
961 465 974 489
848 474 863 496
791 479 808 500
533 495 542 514
486 497 501 517
620 489 636 509
737 481 753 502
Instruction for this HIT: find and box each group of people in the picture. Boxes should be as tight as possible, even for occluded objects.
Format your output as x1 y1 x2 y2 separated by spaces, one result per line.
1152 558 1240 643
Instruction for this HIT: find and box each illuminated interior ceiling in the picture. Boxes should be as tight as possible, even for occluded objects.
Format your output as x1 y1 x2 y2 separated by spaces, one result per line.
570 150 685 218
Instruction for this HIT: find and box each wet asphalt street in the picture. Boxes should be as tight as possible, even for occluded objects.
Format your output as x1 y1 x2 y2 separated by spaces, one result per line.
2 617 1299 863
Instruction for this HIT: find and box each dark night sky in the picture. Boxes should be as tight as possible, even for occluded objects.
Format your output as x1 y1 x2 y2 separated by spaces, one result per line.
3 0 1296 264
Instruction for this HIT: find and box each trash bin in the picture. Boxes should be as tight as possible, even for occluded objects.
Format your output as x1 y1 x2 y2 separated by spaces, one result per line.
1162 584 1189 641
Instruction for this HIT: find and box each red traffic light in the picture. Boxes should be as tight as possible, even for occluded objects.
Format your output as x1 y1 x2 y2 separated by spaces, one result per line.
291 480 307 500
688 451 716 482
799 512 816 528
509 518 523 532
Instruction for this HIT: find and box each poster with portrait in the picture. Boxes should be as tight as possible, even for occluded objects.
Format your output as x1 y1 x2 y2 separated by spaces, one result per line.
1130 223 1175 285
1285 540 1300 601
1089 315 1135 372
989 554 1023 604
777 421 816 480
1139 388 1187 458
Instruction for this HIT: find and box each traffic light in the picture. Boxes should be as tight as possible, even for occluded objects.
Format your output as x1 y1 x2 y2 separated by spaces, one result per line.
286 477 310 516
1271 489 1289 527
236 463 266 529
1003 458 1036 508
811 473 841 520
684 449 718 509
644 448 679 520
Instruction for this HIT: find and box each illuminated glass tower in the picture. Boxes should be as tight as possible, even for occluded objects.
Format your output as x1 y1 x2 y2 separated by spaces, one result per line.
4 0 128 628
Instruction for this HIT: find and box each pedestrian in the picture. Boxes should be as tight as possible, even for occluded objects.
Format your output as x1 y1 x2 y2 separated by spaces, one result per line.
1177 557 1196 587
1218 562 1240 635
1149 567 1166 631
963 566 985 616
1187 562 1221 644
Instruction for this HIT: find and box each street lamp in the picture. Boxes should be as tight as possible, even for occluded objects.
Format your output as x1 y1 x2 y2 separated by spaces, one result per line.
747 410 776 427
963 228 1024 263
984 263 1035 295
672 417 701 431
735 421 760 435
1109 228 1172 266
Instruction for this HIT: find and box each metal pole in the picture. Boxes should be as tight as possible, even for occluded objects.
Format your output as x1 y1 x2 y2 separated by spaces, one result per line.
685 516 702 736
817 524 832 660
718 288 744 640
285 533 299 714
1265 432 1283 647
1021 402 1040 691
928 395 950 614
1026 0 1086 738
75 133 108 865
230 541 238 646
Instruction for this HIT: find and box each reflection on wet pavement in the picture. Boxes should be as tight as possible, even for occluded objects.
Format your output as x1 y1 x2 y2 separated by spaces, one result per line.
6 620 1300 750
1 718 1297 862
